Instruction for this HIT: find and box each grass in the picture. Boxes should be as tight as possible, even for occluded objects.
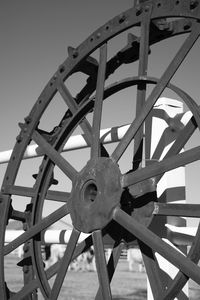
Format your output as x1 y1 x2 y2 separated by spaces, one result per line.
4 254 200 299
5 255 147 299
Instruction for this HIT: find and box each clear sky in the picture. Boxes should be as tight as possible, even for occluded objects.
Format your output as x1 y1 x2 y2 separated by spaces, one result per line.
0 0 133 152
0 1 200 226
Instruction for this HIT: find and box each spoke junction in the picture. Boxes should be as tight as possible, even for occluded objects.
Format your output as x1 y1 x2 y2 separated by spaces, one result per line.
4 203 69 255
32 130 78 181
50 229 80 300
111 25 200 163
122 146 200 188
93 230 112 300
113 207 200 285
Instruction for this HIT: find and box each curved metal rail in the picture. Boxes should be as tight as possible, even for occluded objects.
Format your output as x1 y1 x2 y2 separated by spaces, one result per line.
1 1 200 299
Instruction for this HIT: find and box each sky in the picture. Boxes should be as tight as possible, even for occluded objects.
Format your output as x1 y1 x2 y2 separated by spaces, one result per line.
0 0 133 152
0 1 200 226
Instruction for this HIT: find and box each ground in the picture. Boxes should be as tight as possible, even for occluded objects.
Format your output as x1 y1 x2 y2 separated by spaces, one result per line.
4 255 200 299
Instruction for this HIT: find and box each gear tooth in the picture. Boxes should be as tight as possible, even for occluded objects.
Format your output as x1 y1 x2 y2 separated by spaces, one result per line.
127 33 138 44
52 178 59 185
17 256 32 267
18 122 24 129
68 46 75 56
32 173 37 180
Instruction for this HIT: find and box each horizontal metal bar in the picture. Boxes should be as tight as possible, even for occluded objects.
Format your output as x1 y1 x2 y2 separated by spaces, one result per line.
153 203 200 218
5 225 197 246
5 229 89 244
0 107 193 165
166 224 197 236
0 124 130 164
3 185 70 202
166 224 197 246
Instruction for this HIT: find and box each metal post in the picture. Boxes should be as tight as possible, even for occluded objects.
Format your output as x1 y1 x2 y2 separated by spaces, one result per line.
146 97 188 299
0 124 130 164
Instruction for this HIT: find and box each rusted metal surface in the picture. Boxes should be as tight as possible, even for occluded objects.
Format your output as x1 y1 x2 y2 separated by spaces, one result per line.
69 158 122 233
1 0 200 299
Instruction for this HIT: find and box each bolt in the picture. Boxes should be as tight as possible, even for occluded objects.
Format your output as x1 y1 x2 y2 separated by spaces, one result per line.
23 243 29 252
183 20 192 30
24 116 32 124
24 266 29 273
190 0 199 10
153 203 159 214
72 50 79 58
96 32 101 39
119 14 126 23
53 74 57 80
16 135 22 143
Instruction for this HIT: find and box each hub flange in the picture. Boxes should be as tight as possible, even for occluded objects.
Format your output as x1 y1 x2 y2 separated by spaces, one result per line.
69 157 122 233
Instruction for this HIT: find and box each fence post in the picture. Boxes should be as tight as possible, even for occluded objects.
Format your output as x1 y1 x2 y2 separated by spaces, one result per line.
146 97 188 299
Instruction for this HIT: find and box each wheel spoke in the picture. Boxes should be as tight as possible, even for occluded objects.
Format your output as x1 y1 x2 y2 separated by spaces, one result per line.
50 228 80 300
159 224 200 300
95 242 124 300
154 203 200 218
113 207 200 285
58 80 81 113
138 241 165 298
92 230 112 300
140 242 188 299
45 190 70 202
32 130 77 181
4 203 69 255
91 44 107 159
3 185 35 198
152 115 197 163
122 145 200 188
151 88 200 164
9 209 26 222
111 25 200 163
133 7 151 170
6 279 39 300
57 80 93 144
58 80 109 157
45 234 93 281
8 234 93 299
3 184 70 202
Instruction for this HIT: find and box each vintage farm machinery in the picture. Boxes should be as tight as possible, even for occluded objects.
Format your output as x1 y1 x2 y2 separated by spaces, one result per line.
1 0 200 298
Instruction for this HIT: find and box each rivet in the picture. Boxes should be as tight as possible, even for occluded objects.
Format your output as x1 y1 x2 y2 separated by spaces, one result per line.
59 65 65 73
24 116 32 124
96 32 101 39
72 50 79 58
119 14 126 23
16 135 22 143
183 21 192 30
136 6 142 16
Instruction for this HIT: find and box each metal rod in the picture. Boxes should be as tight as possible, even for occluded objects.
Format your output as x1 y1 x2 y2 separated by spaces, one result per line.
5 229 89 244
0 124 130 164
0 109 193 165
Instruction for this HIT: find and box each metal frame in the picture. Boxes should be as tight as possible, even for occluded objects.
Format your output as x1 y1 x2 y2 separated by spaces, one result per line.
1 1 200 299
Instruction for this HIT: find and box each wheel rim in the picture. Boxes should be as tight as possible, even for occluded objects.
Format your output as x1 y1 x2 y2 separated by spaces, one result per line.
1 1 200 299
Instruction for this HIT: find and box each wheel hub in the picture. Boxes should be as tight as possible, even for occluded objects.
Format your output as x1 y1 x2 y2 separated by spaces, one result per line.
69 157 122 233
